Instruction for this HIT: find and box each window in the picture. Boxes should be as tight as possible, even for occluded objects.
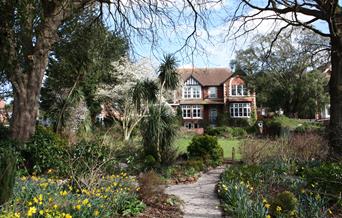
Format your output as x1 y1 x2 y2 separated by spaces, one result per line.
183 87 191 98
184 122 192 129
231 85 248 96
192 86 201 98
181 105 202 118
230 103 251 118
192 105 202 118
182 105 191 118
182 85 202 99
208 87 217 98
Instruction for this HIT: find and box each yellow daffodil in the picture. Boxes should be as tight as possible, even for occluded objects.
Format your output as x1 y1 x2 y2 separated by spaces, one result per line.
265 203 270 209
65 213 72 218
276 206 282 212
266 215 271 218
27 207 37 217
82 199 89 205
94 210 100 216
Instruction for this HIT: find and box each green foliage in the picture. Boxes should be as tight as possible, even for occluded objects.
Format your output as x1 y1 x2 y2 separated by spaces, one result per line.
231 29 329 117
0 146 16 205
158 54 179 90
218 180 267 218
1 173 144 217
144 155 157 169
0 124 10 140
184 160 205 172
205 127 247 138
187 135 223 166
23 126 67 175
140 104 178 165
40 10 127 131
300 162 342 199
270 191 298 215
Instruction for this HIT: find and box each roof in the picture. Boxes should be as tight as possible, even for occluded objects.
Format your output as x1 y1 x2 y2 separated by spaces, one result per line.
178 68 232 86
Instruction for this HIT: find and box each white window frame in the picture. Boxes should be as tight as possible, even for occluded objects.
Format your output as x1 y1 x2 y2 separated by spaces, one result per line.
230 103 251 118
182 85 202 99
231 84 248 96
181 105 202 119
192 105 202 118
181 105 191 118
208 87 217 98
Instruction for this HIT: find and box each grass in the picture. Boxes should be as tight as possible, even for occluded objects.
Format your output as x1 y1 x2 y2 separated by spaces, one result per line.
175 135 241 160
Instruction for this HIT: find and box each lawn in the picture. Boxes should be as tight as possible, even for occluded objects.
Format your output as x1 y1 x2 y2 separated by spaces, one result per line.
175 135 241 159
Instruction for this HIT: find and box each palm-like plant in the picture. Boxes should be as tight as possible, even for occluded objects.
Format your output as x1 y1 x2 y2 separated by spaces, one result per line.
140 104 178 165
155 54 179 162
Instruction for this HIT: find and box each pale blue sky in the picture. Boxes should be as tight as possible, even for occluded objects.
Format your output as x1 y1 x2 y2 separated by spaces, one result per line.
129 0 334 70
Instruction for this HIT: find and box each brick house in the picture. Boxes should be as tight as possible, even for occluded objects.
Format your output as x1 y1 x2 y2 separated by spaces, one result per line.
169 68 256 129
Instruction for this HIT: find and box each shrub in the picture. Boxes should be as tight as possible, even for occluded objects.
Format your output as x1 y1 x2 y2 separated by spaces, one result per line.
144 155 157 169
22 126 67 175
229 127 247 138
138 171 165 202
270 191 298 215
240 134 328 164
187 135 223 166
184 159 205 172
0 124 10 140
300 162 342 199
0 146 16 205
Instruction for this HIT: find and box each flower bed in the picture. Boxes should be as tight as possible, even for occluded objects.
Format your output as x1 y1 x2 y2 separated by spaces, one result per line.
218 161 341 218
0 172 145 218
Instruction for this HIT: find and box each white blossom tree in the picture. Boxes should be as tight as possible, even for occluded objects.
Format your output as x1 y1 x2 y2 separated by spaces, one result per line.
96 57 158 141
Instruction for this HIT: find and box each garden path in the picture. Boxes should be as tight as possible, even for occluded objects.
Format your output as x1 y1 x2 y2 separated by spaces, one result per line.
165 165 226 218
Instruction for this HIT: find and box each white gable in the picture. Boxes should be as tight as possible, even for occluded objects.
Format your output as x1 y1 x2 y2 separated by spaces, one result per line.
184 77 199 85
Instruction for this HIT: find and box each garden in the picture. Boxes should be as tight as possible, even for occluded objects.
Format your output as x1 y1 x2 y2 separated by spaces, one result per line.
217 118 342 218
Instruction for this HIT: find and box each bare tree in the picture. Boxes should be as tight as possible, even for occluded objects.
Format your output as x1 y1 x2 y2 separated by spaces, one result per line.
0 0 209 142
224 0 342 160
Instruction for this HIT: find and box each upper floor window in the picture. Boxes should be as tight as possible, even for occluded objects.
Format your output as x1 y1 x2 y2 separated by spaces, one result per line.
182 85 202 99
231 84 248 96
208 87 217 98
182 105 191 118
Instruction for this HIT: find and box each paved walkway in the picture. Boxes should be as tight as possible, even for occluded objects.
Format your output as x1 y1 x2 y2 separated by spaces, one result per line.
165 165 226 218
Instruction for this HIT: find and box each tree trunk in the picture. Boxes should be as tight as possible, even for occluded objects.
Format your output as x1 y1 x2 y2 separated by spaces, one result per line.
10 58 48 142
329 36 342 160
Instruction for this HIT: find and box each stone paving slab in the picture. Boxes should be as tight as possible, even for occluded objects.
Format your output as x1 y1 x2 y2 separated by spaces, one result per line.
165 166 226 218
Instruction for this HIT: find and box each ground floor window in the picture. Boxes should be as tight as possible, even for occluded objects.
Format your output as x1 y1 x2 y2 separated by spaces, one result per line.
184 122 200 129
181 105 202 118
230 103 251 118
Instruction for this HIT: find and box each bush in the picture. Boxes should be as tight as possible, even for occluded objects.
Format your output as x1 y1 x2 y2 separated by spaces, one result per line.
270 191 298 215
0 146 16 205
184 159 205 172
0 124 10 140
300 162 342 199
240 134 328 164
229 127 247 138
138 171 165 202
22 126 67 175
187 135 223 166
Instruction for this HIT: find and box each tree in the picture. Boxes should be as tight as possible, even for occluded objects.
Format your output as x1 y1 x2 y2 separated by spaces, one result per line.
96 57 157 141
40 11 127 133
155 54 179 162
231 29 330 118
0 0 203 143
230 0 342 159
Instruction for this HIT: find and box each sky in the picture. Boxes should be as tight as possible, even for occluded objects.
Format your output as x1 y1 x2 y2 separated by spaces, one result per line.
126 0 332 70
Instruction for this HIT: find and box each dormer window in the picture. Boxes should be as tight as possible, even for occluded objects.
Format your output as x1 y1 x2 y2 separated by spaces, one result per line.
208 87 217 98
231 84 248 96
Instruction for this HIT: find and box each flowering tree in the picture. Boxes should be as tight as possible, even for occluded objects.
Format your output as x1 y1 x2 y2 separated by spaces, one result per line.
96 57 158 141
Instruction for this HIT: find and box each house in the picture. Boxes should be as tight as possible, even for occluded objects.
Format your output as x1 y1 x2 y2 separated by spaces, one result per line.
169 68 256 130
0 99 8 124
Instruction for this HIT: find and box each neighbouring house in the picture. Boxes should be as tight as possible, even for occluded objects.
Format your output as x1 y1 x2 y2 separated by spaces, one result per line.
169 68 256 131
0 99 8 124
318 66 331 120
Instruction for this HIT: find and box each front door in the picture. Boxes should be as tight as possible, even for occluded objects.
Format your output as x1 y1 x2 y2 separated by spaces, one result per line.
209 107 217 126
